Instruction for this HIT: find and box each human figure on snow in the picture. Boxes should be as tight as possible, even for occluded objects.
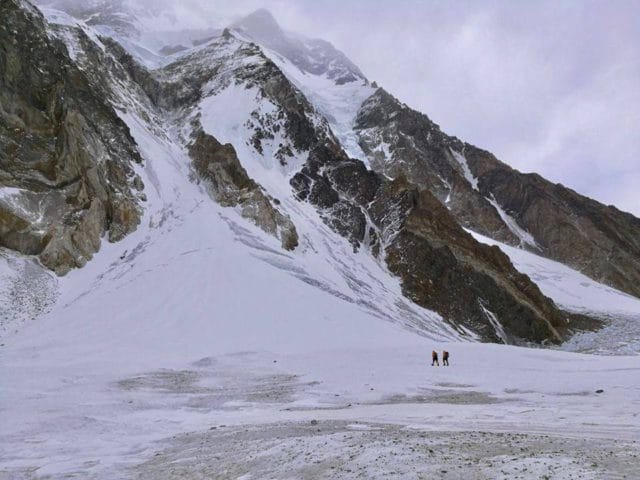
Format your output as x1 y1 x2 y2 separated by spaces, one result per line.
431 350 439 366
442 350 450 366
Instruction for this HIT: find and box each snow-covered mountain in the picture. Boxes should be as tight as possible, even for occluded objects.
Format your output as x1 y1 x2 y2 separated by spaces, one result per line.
2 0 640 345
2 1 640 477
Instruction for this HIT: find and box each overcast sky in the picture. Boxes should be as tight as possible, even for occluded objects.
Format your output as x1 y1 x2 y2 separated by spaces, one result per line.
140 1 640 215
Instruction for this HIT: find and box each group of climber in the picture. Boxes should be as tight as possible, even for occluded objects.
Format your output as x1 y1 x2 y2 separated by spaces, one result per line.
431 350 450 366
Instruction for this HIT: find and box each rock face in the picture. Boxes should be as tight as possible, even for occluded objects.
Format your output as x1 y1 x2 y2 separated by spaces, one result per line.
189 128 298 251
356 88 640 298
375 181 566 343
465 146 640 299
148 26 570 343
0 0 142 275
292 146 567 343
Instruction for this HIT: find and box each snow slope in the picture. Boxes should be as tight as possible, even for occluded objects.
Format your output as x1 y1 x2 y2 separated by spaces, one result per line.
0 39 465 475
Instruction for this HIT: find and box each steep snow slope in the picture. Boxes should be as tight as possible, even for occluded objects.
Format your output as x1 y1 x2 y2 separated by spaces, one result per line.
258 42 376 164
227 11 375 165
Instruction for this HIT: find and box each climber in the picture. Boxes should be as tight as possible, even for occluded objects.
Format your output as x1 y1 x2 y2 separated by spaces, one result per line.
431 350 439 366
443 350 450 366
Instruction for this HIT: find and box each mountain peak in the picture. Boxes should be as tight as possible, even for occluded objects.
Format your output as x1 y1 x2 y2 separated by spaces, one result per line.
229 8 366 85
232 8 284 40
242 8 278 23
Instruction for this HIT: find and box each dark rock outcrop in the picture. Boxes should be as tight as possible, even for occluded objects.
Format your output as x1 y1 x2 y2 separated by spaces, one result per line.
373 180 565 342
465 145 640 297
292 145 568 344
355 88 518 244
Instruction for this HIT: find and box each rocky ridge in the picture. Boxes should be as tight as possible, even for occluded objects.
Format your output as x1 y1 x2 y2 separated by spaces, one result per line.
355 88 640 298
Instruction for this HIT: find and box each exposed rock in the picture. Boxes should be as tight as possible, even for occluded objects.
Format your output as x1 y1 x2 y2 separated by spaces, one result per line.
292 146 378 248
0 0 142 275
292 145 568 343
371 179 564 342
189 128 298 251
465 145 640 298
355 88 517 245
100 36 166 106
159 45 188 56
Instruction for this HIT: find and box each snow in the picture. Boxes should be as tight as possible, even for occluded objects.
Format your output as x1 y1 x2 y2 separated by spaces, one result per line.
3 324 640 477
36 6 78 27
479 303 510 344
469 230 640 318
0 187 48 226
39 7 106 57
2 72 638 480
0 186 24 201
252 40 375 164
199 83 295 175
485 194 540 249
95 24 168 69
450 147 478 191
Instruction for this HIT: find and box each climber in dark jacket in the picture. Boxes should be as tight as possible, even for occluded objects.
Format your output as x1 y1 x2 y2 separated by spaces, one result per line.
431 350 439 366
443 350 450 366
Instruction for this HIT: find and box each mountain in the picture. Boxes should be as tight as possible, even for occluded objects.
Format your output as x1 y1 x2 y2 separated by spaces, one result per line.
1 0 639 347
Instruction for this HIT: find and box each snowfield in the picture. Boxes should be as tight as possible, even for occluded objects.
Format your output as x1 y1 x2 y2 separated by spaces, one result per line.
1 5 639 479
2 314 640 478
